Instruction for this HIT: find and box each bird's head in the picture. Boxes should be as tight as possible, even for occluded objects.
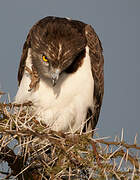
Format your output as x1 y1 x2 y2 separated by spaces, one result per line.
29 18 86 86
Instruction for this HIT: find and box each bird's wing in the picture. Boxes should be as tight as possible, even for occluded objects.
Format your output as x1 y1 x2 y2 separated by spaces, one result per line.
18 33 31 86
85 25 104 130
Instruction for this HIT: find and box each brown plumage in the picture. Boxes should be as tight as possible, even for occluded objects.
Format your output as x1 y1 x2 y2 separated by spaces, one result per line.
16 16 104 133
85 25 104 129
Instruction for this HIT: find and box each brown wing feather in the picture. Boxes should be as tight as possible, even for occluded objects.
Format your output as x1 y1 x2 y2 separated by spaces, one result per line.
85 25 104 130
18 33 31 85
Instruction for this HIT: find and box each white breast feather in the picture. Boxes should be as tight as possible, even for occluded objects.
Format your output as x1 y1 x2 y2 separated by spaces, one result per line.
15 47 94 133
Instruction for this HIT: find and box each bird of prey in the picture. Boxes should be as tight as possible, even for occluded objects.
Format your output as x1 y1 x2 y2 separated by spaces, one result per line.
15 16 104 133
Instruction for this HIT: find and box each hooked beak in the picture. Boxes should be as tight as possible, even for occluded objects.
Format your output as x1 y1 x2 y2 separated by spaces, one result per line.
51 69 60 86
52 77 57 86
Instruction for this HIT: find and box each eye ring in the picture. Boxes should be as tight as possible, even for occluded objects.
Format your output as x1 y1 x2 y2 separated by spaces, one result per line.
42 55 48 62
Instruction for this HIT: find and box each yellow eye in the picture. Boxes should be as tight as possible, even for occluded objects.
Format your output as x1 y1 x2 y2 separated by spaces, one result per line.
42 55 48 62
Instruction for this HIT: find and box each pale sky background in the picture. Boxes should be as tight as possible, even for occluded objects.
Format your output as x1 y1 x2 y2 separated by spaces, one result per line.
0 0 140 144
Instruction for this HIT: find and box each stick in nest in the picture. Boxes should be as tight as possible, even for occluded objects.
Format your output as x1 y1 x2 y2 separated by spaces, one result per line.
0 91 5 95
25 65 40 92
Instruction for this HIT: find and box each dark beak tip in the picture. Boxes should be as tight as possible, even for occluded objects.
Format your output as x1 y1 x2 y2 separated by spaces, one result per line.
52 79 57 86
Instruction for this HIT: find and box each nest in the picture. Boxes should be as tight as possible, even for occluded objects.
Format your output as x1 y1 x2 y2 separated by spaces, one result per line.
0 100 140 179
